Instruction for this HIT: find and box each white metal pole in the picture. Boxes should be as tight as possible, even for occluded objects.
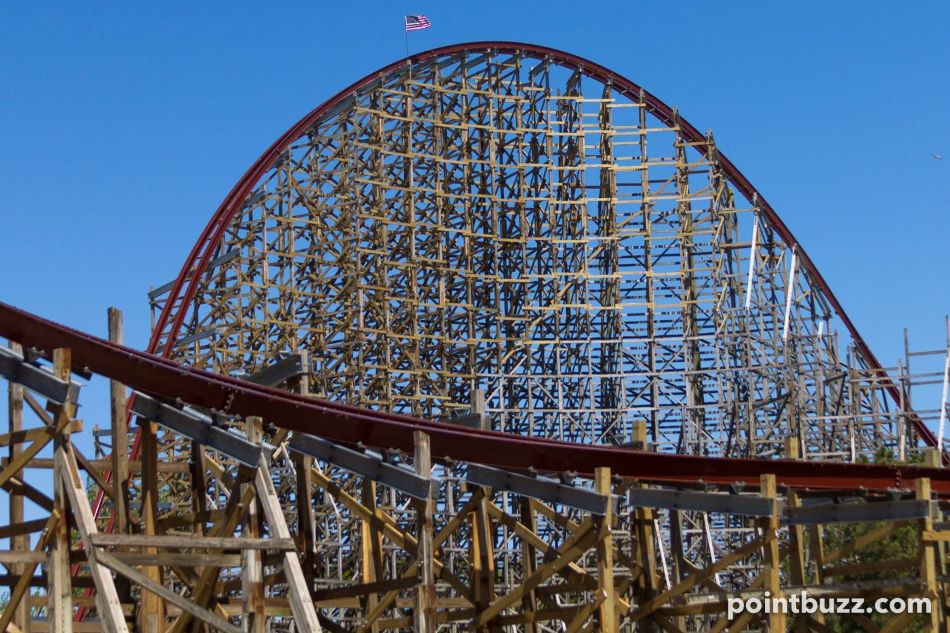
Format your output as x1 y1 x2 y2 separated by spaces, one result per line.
744 215 759 310
782 249 797 342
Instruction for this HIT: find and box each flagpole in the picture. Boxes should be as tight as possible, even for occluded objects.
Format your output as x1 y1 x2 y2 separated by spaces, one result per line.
404 19 411 81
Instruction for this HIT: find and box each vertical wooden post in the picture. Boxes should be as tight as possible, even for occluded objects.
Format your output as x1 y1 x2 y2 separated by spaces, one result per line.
243 416 266 633
759 473 785 632
49 349 73 633
471 490 495 628
595 467 617 633
470 391 495 628
7 341 30 632
360 479 383 633
921 448 948 630
917 476 939 633
785 438 808 632
414 431 435 633
107 308 129 534
138 412 164 633
518 497 539 633
293 354 316 591
631 421 658 610
107 308 131 604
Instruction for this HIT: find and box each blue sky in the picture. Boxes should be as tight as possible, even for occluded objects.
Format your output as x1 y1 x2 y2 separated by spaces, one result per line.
0 1 947 370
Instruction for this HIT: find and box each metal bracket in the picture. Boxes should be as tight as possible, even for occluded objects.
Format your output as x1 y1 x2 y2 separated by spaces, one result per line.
466 463 610 515
289 433 439 501
0 345 81 405
131 392 261 467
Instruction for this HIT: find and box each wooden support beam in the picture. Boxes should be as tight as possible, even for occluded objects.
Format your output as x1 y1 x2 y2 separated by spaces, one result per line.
759 473 785 632
631 533 770 620
254 452 323 632
5 341 29 633
595 467 617 633
0 512 58 633
471 486 495 630
413 430 435 633
917 477 939 632
49 349 73 633
243 417 266 633
631 420 660 611
471 521 600 629
96 551 243 633
107 308 129 537
518 497 540 633
786 438 808 633
56 444 129 633
360 479 383 633
137 412 164 633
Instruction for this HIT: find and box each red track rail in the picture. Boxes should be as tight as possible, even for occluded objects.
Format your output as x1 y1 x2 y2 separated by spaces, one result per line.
2 300 947 494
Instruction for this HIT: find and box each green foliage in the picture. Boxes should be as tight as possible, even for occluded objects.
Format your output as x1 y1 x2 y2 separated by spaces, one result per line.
822 448 923 633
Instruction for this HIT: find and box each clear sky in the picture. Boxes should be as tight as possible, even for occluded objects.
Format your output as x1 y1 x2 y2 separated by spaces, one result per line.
0 1 947 377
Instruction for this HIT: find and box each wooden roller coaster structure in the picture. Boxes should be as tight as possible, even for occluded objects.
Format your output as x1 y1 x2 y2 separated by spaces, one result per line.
1 42 949 632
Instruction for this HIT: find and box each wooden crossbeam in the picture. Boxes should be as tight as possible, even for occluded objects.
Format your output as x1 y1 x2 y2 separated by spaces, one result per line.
0 512 58 633
471 520 601 628
97 550 243 633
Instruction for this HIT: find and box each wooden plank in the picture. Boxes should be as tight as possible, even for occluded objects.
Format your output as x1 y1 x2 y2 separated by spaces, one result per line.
49 349 73 633
254 454 323 632
138 415 163 633
242 417 265 633
595 467 617 633
0 512 57 633
96 550 243 633
413 430 435 633
0 427 56 447
108 307 129 537
90 533 295 551
110 552 242 567
760 473 785 632
0 550 47 564
472 521 600 628
56 445 129 633
918 477 940 633
631 534 769 619
0 517 50 540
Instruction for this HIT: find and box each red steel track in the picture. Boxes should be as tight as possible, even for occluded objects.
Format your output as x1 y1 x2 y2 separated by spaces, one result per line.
2 300 948 494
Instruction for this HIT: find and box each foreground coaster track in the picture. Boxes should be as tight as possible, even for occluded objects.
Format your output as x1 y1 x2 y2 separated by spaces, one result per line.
1 42 948 632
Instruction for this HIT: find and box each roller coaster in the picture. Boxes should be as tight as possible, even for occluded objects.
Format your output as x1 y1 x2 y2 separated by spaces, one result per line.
1 42 948 632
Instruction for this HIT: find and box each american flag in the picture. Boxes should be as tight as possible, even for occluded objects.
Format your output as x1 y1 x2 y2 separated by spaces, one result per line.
405 15 431 31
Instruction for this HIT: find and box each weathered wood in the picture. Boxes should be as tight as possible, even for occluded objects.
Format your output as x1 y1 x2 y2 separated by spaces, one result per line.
360 479 383 632
917 477 939 632
90 533 296 551
107 307 129 538
760 473 785 632
56 444 129 633
0 512 58 633
6 343 27 633
243 417 266 633
414 430 435 633
110 552 242 566
49 349 73 633
595 467 617 633
138 415 164 633
96 550 243 633
254 453 323 632
471 521 600 628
